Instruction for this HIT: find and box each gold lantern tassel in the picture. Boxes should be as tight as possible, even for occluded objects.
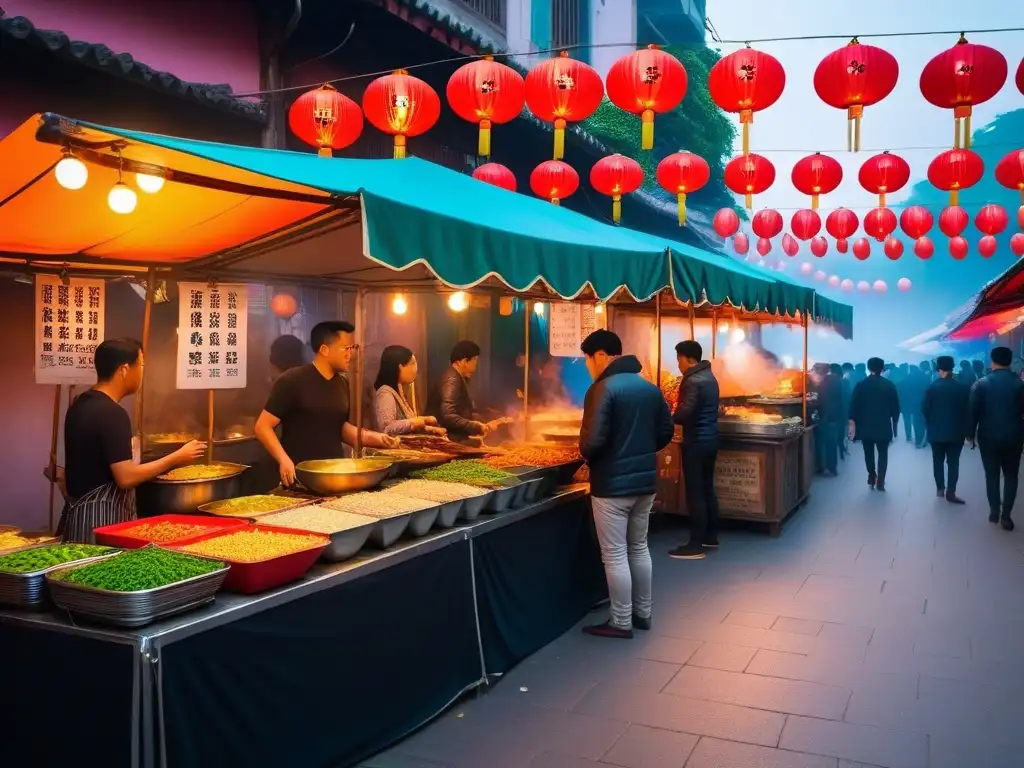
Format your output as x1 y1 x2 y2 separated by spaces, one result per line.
964 114 972 149
879 192 887 208
954 118 961 149
677 193 687 226
740 110 752 156
318 147 333 158
553 118 566 160
848 105 863 153
394 135 407 159
612 194 622 223
950 188 959 206
641 109 655 151
478 119 492 157
811 193 819 210
551 197 560 206
745 192 753 210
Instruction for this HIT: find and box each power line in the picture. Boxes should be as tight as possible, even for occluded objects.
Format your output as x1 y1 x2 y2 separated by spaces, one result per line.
230 25 1024 99
733 142 1024 154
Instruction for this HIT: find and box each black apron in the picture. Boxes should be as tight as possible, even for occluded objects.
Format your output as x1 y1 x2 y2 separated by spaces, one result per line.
58 483 137 544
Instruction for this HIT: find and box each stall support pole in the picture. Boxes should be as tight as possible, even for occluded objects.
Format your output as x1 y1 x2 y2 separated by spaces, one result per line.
47 384 61 532
206 390 215 464
354 288 366 457
523 299 530 442
688 303 696 341
655 292 662 388
136 268 156 456
802 315 809 426
711 310 718 360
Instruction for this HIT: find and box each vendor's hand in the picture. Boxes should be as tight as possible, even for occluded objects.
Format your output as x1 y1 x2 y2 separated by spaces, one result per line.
425 425 447 436
173 440 207 464
487 417 511 431
279 456 297 487
423 416 438 427
379 434 402 449
473 421 490 437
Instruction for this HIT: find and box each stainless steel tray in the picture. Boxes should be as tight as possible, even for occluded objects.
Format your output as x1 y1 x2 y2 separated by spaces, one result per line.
518 478 544 505
0 550 119 608
319 523 375 562
432 499 464 529
406 506 441 537
367 514 412 549
485 485 518 513
718 420 803 438
197 496 314 519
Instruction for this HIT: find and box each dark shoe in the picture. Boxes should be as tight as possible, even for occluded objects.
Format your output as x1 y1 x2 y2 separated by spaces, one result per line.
632 614 651 631
867 472 876 488
945 494 965 505
936 488 945 497
582 621 633 639
1001 517 1015 531
668 545 707 560
989 510 1000 524
876 481 886 492
703 538 720 548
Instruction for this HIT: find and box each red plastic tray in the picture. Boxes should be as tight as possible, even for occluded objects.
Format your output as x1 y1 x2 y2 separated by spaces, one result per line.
94 514 247 549
171 524 328 594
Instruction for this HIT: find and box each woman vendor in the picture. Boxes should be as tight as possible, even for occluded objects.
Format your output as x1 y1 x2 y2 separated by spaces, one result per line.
374 345 447 436
61 338 205 542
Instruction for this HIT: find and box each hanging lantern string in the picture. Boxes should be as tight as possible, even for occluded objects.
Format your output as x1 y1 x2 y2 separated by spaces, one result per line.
229 26 1024 99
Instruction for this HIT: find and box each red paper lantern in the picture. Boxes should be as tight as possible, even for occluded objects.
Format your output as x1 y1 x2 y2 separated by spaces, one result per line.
853 238 871 260
826 208 859 240
791 153 843 210
713 208 741 238
447 56 525 157
530 160 579 204
938 205 970 237
782 233 799 257
472 162 517 192
591 154 644 223
920 35 1008 149
790 209 821 240
288 84 363 157
656 152 710 225
1019 206 1024 230
270 293 298 319
733 233 750 255
813 40 899 152
858 152 910 207
525 51 604 160
723 153 775 209
978 236 998 258
884 237 904 260
975 204 1009 236
810 236 828 257
606 45 688 150
708 47 785 155
915 236 935 259
864 207 897 241
363 70 441 158
949 236 969 259
1017 57 1024 95
928 149 984 206
751 208 783 239
756 237 772 256
994 149 1024 205
1010 232 1024 257
836 237 849 253
899 205 933 238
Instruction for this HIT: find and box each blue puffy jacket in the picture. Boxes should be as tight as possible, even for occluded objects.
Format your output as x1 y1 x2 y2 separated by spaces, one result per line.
579 356 675 498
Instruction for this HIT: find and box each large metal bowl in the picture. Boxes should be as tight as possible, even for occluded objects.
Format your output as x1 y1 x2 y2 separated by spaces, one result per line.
295 458 395 496
137 463 249 516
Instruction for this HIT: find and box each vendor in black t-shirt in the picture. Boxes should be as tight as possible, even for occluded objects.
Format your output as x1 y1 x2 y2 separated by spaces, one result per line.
61 338 206 542
254 321 399 487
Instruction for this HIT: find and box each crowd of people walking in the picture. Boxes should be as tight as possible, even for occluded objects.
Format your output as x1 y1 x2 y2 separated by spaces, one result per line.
577 330 1023 640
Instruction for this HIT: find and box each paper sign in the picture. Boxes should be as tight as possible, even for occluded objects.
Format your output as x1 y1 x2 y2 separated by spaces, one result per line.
548 302 582 357
176 283 248 389
714 451 766 515
34 275 105 385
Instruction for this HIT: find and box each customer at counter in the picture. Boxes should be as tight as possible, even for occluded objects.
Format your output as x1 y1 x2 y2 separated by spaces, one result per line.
374 345 447 436
61 338 206 542
578 329 674 639
425 340 504 443
255 321 398 488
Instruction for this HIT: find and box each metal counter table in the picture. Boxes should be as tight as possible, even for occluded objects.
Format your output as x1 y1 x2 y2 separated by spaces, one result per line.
0 487 603 768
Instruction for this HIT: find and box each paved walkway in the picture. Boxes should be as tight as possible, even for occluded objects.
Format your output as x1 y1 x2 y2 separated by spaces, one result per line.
365 442 1024 768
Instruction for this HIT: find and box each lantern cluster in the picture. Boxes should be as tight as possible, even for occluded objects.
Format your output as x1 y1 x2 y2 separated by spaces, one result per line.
53 146 165 215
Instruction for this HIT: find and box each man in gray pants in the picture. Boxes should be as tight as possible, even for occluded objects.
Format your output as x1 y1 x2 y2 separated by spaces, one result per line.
578 330 675 639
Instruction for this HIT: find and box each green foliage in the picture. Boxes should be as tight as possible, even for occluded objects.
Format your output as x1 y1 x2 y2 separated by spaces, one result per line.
582 45 739 215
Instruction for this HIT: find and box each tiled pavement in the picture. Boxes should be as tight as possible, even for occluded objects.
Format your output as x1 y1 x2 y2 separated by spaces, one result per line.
363 442 1024 768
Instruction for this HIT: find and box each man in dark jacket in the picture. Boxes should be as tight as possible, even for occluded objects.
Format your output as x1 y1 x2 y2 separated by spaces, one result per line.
426 341 495 443
814 364 843 475
956 360 977 387
669 340 721 560
578 330 674 638
969 346 1024 530
922 356 969 504
849 357 901 491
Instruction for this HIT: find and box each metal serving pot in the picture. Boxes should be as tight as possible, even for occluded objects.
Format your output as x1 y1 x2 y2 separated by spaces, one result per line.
294 458 395 496
136 463 249 516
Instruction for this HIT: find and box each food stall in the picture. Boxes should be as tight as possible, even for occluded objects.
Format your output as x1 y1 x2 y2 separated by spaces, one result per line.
0 113 849 767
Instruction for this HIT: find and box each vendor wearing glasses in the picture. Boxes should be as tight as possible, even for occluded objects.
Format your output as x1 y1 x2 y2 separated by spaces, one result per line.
255 321 398 488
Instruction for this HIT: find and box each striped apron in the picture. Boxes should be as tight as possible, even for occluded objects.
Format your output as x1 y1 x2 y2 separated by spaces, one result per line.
58 483 137 544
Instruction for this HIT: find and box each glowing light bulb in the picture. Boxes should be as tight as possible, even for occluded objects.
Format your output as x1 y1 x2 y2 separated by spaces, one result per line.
730 328 746 344
55 157 88 190
534 302 545 316
718 322 730 334
136 172 165 193
594 303 604 315
447 291 468 312
107 182 138 214
391 294 408 315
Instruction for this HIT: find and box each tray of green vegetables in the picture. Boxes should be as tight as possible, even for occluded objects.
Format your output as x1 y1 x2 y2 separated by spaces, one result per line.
46 546 229 627
0 543 118 609
409 461 522 513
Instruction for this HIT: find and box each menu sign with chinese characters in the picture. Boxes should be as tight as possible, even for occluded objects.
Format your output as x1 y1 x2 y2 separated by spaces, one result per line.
176 283 248 390
34 275 105 385
548 302 582 357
